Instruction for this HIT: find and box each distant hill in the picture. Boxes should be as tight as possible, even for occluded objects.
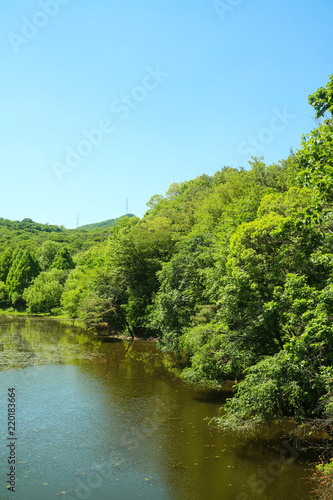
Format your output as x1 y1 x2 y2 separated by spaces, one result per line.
0 217 64 233
77 214 135 231
0 214 136 254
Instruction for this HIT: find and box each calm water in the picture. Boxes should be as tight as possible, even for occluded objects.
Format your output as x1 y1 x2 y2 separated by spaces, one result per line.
0 316 313 500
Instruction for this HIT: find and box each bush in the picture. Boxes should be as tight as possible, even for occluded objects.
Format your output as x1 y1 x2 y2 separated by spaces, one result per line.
311 458 333 499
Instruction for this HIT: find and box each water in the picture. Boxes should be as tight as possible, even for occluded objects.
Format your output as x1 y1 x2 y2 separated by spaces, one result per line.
0 316 313 499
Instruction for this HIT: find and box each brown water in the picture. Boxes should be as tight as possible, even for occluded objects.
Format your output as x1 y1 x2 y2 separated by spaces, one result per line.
0 315 314 499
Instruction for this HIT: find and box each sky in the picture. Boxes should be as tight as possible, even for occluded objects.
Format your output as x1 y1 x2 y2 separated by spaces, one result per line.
1 0 332 229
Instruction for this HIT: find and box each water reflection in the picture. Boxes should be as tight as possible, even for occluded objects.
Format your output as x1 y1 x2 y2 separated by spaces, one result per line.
0 316 313 500
0 315 101 371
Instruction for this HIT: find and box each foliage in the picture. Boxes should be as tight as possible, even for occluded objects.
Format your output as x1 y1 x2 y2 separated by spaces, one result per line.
23 269 67 314
0 281 7 307
77 214 135 230
296 75 333 201
311 458 333 500
36 240 61 270
0 215 127 255
214 75 333 432
51 247 75 270
1 76 333 447
308 74 333 120
6 250 41 306
0 249 13 282
61 266 97 320
149 233 214 349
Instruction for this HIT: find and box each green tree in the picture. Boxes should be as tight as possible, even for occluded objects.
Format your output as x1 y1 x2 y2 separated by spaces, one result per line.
150 234 214 350
51 247 75 270
6 250 41 305
215 76 333 433
218 273 333 431
0 281 8 307
308 74 333 120
0 249 13 282
36 240 61 270
61 267 95 320
296 75 333 201
23 269 65 314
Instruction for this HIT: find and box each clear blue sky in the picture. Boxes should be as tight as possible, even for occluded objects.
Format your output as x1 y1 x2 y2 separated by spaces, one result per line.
1 0 332 228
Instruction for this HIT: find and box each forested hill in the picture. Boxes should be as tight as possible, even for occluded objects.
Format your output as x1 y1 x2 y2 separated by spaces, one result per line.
0 217 63 231
77 214 135 231
1 76 333 461
0 214 134 253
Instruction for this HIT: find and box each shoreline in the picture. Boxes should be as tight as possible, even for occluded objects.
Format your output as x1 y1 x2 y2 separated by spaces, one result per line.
0 309 158 341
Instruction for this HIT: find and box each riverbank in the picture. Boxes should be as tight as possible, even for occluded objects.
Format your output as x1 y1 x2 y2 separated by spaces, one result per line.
0 309 89 330
0 309 159 342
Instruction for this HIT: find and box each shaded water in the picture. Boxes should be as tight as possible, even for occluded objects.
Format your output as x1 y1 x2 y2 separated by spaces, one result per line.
0 316 313 499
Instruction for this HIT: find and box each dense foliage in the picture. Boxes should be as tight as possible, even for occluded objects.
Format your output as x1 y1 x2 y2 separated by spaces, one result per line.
1 77 333 449
0 215 130 254
311 457 333 499
77 214 135 230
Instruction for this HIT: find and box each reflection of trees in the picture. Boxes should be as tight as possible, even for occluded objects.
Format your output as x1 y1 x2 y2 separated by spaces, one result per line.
119 341 180 377
0 315 101 370
77 340 234 500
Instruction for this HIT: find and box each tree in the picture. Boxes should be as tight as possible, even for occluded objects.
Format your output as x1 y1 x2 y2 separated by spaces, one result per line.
296 75 333 201
51 247 75 270
23 269 65 314
6 250 41 305
0 281 8 307
308 74 333 120
215 76 333 433
61 267 93 320
36 240 61 270
218 274 333 431
149 234 214 350
0 249 13 282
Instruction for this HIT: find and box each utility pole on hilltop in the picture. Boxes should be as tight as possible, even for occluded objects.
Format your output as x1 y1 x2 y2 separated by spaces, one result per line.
77 214 79 228
126 198 128 212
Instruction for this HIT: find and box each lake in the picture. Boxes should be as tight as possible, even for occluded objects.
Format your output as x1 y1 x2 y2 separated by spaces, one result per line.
0 316 313 499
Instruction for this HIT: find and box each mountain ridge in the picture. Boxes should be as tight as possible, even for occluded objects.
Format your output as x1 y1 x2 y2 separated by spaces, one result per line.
76 214 135 230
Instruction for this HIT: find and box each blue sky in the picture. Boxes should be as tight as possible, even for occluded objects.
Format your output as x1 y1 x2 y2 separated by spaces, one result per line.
1 0 332 228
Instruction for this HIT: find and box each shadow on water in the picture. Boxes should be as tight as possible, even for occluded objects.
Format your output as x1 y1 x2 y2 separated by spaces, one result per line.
192 388 234 405
94 336 124 343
